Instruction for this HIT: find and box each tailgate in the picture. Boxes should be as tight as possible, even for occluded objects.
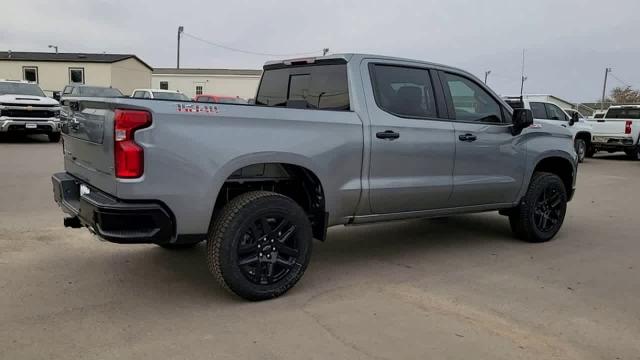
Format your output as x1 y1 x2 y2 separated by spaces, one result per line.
60 99 117 194
588 118 629 136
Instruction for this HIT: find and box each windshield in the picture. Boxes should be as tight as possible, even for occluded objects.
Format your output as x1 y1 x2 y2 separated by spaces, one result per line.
605 108 640 119
0 82 45 97
152 92 190 101
78 86 123 97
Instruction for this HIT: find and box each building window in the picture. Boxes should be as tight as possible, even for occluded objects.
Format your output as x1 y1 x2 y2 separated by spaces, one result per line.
160 81 169 90
195 85 203 95
69 68 85 84
23 67 38 83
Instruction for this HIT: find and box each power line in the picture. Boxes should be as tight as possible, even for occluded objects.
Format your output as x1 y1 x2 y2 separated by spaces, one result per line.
182 32 323 57
609 72 633 88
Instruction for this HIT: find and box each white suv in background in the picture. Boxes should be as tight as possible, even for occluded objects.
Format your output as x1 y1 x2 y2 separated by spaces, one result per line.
131 89 190 101
504 96 593 162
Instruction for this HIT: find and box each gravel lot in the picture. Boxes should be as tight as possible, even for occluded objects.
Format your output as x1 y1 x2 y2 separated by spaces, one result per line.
1 135 639 360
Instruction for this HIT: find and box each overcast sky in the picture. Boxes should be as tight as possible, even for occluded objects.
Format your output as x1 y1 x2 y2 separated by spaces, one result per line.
1 0 639 102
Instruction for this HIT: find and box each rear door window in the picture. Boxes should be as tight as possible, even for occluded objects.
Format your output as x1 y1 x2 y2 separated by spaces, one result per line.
530 102 548 119
369 64 437 118
256 63 349 110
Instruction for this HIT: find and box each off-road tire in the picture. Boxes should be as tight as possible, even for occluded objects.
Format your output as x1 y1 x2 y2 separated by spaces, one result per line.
48 133 61 143
207 191 312 301
509 172 567 243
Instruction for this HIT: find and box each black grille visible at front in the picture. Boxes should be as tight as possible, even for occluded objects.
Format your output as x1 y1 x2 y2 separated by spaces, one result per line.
1 109 55 118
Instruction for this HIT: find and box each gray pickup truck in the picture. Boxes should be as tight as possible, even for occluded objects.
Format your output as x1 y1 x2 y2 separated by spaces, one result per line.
52 54 577 300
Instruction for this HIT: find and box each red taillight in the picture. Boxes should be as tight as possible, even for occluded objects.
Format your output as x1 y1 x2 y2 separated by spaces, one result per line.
625 121 632 134
114 109 151 178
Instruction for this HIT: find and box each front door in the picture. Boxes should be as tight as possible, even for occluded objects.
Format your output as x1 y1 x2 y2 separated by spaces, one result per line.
365 63 455 214
440 72 526 207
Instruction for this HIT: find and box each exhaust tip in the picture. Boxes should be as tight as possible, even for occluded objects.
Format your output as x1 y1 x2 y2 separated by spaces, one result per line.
63 217 82 228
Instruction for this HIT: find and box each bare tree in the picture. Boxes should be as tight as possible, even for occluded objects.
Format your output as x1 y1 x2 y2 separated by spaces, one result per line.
610 86 640 104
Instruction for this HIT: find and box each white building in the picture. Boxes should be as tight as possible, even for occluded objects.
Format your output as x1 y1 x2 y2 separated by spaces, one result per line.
152 68 262 100
0 51 152 96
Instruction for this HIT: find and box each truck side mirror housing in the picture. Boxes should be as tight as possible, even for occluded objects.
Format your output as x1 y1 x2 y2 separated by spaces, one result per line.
511 109 534 135
52 91 61 102
569 112 579 126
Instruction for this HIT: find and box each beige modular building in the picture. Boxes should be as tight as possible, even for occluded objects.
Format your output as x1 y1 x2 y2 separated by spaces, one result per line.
0 51 152 96
152 68 262 100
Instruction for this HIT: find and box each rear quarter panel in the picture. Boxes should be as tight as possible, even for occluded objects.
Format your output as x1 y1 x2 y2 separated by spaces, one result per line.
113 99 364 235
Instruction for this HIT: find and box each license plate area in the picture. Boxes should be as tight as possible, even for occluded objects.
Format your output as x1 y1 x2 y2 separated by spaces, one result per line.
25 123 37 129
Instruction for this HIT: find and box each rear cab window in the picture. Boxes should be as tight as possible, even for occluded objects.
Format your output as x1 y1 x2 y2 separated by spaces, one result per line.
256 60 350 111
605 108 640 119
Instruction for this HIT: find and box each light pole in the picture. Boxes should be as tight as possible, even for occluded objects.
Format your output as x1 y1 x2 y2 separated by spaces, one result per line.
484 70 491 84
177 26 184 69
48 45 58 54
601 67 612 110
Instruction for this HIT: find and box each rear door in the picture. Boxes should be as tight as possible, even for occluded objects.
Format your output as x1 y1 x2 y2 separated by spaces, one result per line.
440 71 526 207
365 62 455 213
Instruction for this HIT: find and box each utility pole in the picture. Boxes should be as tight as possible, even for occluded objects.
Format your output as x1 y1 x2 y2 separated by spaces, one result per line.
601 67 612 110
323 48 330 56
177 26 184 69
48 45 58 54
484 70 491 84
520 49 527 98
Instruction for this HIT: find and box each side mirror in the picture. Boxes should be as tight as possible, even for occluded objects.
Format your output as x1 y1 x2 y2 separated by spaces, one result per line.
52 91 61 101
569 112 579 126
511 108 534 135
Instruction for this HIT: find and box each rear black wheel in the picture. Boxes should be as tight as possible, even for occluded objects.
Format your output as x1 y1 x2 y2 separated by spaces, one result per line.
207 191 312 301
624 146 640 161
509 172 567 243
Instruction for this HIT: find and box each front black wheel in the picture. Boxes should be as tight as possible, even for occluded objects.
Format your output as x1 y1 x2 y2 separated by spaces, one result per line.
207 191 312 301
574 139 586 163
509 172 567 243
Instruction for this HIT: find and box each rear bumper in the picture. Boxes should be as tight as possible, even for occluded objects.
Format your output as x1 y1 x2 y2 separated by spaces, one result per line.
592 135 636 149
0 118 61 133
51 172 174 244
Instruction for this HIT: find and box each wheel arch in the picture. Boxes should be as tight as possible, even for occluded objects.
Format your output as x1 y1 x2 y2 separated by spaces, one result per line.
530 155 576 201
208 153 329 241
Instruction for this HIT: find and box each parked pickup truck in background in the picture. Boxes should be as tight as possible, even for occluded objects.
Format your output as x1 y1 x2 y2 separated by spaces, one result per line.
588 105 640 160
0 80 61 142
131 89 190 101
504 96 592 162
52 54 577 300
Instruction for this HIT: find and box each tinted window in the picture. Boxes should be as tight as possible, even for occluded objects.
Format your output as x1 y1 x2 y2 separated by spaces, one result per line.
545 103 568 121
0 82 45 97
370 65 437 118
256 64 349 110
152 92 189 101
62 86 73 95
594 113 605 119
530 102 548 119
505 99 524 110
444 73 502 123
605 108 640 119
78 86 123 97
132 91 144 98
